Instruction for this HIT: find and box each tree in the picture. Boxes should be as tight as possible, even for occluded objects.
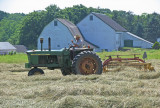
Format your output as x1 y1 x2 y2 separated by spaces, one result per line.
152 42 160 49
19 11 46 49
45 4 60 24
0 13 25 44
144 16 160 42
135 23 144 38
0 11 8 21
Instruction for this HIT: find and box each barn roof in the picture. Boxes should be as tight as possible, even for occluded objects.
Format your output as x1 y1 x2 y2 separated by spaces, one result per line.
92 12 127 32
14 45 27 53
57 19 81 37
126 32 153 44
0 42 16 50
57 18 99 48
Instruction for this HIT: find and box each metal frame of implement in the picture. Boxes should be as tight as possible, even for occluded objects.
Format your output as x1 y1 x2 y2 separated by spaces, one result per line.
103 54 155 72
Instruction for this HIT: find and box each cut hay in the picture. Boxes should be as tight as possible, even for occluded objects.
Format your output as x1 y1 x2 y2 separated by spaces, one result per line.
0 60 160 107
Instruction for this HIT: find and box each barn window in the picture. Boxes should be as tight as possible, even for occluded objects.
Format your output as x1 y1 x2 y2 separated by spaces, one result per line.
54 21 57 26
90 15 93 21
124 40 133 47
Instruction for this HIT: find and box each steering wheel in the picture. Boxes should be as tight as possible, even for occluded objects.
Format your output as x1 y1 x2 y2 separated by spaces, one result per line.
68 44 76 50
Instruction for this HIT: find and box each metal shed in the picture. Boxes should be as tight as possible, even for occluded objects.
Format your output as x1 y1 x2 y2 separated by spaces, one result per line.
14 45 27 53
0 42 16 55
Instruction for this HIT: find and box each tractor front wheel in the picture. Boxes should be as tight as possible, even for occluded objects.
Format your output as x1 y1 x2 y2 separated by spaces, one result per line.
72 51 102 75
28 67 44 76
61 68 72 76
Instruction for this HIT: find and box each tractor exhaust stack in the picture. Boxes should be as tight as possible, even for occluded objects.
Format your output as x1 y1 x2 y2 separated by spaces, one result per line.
48 37 51 51
40 38 43 51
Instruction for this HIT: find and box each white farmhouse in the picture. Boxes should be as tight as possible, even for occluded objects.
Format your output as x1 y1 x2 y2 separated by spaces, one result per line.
38 18 98 50
77 12 153 51
0 42 16 55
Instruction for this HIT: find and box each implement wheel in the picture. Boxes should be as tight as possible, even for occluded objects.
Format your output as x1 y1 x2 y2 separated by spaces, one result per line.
28 67 44 76
72 51 102 75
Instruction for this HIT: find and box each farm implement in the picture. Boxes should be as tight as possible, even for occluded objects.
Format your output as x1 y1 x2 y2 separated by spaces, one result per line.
103 54 155 72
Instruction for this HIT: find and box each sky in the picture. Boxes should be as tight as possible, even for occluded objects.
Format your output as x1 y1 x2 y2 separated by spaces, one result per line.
0 0 160 15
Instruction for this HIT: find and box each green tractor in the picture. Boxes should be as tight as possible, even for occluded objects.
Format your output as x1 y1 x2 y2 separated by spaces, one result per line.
25 38 102 76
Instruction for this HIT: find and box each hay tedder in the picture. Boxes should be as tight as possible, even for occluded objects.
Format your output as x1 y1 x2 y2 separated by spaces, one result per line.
103 54 155 72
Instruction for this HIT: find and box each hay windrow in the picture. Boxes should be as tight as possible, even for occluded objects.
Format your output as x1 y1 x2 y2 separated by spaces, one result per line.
0 60 160 107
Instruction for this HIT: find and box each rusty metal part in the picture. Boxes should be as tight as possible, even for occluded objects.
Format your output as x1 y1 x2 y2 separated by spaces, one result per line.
103 54 155 72
79 57 98 75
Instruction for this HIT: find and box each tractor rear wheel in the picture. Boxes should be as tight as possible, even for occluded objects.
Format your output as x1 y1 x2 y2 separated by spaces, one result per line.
72 51 102 75
28 67 44 76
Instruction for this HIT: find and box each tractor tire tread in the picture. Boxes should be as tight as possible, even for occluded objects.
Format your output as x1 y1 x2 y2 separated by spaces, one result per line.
72 51 102 75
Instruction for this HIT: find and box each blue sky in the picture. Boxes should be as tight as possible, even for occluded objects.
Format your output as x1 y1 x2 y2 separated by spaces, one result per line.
0 0 160 15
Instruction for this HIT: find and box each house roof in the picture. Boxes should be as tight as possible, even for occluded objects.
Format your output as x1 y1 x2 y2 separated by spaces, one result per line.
0 42 16 50
14 45 27 53
57 18 99 48
92 12 127 32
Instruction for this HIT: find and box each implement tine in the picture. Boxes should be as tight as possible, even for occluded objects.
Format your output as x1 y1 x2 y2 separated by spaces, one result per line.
105 54 141 57
103 53 155 72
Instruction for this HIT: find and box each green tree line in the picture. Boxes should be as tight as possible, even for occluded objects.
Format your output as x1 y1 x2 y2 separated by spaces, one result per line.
0 4 160 49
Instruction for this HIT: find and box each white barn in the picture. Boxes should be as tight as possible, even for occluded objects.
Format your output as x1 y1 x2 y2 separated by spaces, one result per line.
38 18 98 50
0 42 16 55
77 12 153 51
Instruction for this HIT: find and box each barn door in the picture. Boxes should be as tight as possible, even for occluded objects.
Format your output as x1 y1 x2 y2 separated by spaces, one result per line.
124 40 133 47
115 34 121 50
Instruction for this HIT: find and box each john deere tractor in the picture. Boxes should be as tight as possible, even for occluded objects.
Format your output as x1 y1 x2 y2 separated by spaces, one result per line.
25 38 102 76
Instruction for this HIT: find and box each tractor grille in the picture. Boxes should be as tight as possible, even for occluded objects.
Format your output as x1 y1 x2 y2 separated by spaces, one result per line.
38 56 47 64
38 55 58 64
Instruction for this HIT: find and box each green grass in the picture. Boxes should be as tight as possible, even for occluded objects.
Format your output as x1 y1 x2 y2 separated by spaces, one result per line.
0 53 28 63
0 48 160 63
97 48 160 60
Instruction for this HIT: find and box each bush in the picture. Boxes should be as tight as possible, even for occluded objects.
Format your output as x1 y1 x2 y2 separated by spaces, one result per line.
152 42 160 49
9 51 13 55
8 51 16 55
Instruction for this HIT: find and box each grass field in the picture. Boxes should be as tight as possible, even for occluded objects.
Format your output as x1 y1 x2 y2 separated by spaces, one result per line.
0 53 27 63
98 48 160 60
1 48 160 64
0 48 160 107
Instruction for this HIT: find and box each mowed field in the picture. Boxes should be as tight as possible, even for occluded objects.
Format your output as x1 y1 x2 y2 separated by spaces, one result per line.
0 49 160 108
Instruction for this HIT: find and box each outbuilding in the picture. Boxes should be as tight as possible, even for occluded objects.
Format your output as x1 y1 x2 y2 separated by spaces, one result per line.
14 45 27 53
0 42 16 55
